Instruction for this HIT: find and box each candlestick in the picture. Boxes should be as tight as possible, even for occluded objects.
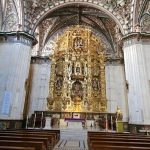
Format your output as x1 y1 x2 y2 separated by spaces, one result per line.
33 113 36 128
111 115 113 131
105 114 108 132
41 112 43 128
26 115 29 129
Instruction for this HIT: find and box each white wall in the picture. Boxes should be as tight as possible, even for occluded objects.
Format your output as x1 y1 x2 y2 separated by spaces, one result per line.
106 65 128 122
28 62 51 116
0 42 31 120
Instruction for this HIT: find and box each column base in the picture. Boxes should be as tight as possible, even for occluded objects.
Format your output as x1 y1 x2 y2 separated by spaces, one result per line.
0 120 23 129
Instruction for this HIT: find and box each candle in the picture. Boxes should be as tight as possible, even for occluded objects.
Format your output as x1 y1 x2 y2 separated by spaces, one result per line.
105 114 108 132
111 115 113 131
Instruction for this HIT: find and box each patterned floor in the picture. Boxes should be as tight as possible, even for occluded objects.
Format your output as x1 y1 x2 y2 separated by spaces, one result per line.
53 139 88 150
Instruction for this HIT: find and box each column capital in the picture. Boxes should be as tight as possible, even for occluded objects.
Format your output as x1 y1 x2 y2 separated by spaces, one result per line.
122 32 150 47
105 58 124 65
31 56 50 64
0 32 37 46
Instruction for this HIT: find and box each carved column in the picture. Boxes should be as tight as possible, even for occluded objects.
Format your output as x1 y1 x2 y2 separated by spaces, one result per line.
123 34 150 125
0 32 36 121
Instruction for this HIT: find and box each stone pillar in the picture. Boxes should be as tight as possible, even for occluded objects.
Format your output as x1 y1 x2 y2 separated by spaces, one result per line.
0 32 36 121
123 34 150 125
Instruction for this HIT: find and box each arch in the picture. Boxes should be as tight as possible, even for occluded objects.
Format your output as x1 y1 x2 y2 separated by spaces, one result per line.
30 1 128 35
0 0 2 30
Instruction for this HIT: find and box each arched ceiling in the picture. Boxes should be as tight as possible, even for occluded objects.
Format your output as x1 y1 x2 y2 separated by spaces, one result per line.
44 6 116 45
36 5 121 56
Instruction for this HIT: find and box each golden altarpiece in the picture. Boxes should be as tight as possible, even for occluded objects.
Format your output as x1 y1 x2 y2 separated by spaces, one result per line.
47 26 107 113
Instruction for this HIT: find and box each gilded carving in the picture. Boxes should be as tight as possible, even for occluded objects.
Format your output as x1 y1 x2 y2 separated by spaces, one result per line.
47 26 107 112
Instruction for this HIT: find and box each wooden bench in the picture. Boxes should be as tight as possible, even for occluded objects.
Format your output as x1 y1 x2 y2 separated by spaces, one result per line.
0 140 45 150
0 133 54 149
91 145 150 150
0 129 60 150
88 131 150 150
0 146 35 150
0 129 60 143
0 136 49 150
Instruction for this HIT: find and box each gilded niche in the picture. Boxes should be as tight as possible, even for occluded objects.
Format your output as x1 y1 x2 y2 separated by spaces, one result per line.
47 26 107 112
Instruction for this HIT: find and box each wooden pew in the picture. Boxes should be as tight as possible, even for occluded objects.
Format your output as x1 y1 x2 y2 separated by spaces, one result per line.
0 136 49 150
0 129 60 150
0 140 45 150
0 129 60 144
91 145 150 150
0 146 35 150
88 131 150 150
0 133 54 149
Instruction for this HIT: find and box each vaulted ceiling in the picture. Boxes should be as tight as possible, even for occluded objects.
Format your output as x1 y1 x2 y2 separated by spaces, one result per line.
37 5 121 57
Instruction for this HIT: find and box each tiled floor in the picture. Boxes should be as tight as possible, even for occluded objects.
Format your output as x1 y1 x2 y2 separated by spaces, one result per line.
53 139 88 150
53 128 88 150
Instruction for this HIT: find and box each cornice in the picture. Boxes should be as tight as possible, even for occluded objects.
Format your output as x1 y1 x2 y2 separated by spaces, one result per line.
31 56 50 64
0 32 37 46
122 32 150 42
105 58 124 66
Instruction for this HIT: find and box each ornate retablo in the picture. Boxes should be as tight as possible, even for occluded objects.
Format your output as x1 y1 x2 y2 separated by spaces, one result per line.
47 25 107 112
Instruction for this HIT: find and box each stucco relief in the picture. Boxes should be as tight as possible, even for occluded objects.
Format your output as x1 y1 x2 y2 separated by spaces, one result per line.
1 0 22 32
23 0 132 34
140 1 150 33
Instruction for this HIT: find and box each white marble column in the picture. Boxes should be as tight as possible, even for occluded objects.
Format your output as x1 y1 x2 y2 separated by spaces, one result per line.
0 33 34 120
123 38 150 124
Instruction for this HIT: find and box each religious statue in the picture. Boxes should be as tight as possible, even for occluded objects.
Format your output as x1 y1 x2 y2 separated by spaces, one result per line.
73 37 84 52
55 76 63 91
92 78 100 91
116 106 123 121
71 81 83 102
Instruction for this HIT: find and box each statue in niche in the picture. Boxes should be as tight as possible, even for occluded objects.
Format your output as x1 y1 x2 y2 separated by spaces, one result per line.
76 66 80 73
92 78 100 91
47 97 54 110
72 62 75 74
71 81 83 102
92 61 100 76
55 58 64 75
74 37 84 51
55 76 63 91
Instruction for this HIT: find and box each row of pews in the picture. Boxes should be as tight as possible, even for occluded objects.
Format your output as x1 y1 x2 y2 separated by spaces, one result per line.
0 129 60 150
88 131 150 150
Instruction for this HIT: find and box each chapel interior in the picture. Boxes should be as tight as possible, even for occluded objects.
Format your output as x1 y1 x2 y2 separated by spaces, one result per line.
0 0 150 150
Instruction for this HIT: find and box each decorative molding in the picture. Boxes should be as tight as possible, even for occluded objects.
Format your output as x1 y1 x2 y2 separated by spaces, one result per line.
105 58 124 65
122 33 150 48
0 32 37 46
31 56 50 64
23 0 132 35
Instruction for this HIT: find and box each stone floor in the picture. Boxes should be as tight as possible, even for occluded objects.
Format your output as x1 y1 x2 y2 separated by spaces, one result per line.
53 128 88 150
53 139 88 150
